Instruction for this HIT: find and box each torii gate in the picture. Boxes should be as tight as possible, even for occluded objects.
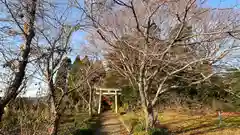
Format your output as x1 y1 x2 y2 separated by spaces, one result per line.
95 87 121 114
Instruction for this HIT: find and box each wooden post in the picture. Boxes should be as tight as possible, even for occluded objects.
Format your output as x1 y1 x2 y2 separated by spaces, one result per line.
115 90 118 113
98 89 102 114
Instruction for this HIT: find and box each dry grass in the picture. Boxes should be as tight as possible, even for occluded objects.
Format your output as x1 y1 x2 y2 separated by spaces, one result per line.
159 109 240 135
120 109 240 135
120 111 144 130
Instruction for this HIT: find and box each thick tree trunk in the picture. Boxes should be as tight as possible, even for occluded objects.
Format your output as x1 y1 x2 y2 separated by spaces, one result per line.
145 104 155 129
142 104 155 131
138 82 154 130
138 81 156 130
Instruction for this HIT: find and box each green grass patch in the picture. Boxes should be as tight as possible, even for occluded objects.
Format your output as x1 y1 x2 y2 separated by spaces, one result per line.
59 113 100 135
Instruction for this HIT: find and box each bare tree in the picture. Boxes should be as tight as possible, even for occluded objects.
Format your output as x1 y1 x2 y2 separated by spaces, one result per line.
75 0 240 129
0 0 100 134
0 0 37 121
32 8 101 134
33 21 74 134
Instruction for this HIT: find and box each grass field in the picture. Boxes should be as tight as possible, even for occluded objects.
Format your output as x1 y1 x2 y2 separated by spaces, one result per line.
120 109 240 135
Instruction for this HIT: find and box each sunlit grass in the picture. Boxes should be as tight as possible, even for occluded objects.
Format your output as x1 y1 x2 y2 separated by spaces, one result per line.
120 111 144 131
158 109 240 135
120 109 240 135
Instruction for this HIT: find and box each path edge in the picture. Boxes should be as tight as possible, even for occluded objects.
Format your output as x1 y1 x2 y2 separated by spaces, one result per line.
118 115 132 134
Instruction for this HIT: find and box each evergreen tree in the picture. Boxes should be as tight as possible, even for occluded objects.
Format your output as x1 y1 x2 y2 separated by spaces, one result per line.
55 57 71 104
68 55 105 113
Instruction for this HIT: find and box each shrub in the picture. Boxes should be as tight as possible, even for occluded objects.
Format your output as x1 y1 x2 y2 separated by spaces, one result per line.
120 86 139 110
133 122 145 132
148 128 169 135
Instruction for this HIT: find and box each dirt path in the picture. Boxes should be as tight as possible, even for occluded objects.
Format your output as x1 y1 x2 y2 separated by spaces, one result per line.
95 111 129 135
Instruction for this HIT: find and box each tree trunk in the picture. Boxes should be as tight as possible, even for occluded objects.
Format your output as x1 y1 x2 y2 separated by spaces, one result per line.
141 104 155 131
88 81 93 117
88 88 92 117
48 78 60 135
137 81 154 130
51 112 61 135
145 104 155 130
88 103 92 117
0 105 4 122
0 0 37 121
138 80 156 130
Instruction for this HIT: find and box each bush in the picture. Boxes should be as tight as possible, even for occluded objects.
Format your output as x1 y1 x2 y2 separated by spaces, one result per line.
120 86 139 110
148 128 169 135
1 108 50 135
119 103 129 113
133 122 145 132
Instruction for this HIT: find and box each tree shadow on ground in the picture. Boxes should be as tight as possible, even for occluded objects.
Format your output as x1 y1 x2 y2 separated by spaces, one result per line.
165 116 240 135
71 115 101 135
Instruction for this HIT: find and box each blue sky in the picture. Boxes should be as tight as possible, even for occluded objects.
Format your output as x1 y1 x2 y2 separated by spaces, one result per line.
2 0 240 97
204 0 240 8
69 0 240 62
59 0 86 62
0 0 86 97
27 0 240 97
